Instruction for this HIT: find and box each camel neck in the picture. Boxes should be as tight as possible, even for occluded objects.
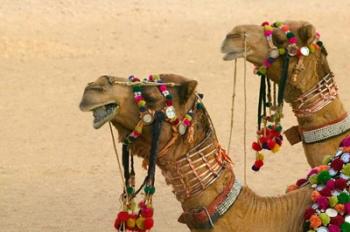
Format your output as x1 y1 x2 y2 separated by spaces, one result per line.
295 96 347 130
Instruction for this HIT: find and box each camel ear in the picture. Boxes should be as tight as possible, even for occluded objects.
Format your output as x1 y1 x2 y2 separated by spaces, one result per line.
298 24 316 45
177 80 198 104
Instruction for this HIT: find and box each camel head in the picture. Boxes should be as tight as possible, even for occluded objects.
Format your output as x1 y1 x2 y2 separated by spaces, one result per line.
221 21 331 102
79 74 198 156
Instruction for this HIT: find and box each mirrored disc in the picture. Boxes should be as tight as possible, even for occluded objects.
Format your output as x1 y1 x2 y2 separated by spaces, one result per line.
142 113 154 125
300 46 310 56
165 106 176 119
269 48 279 58
178 123 187 135
342 153 350 163
345 215 350 223
316 226 328 232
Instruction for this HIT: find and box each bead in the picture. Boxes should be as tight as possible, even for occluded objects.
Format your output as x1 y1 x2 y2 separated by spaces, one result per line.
127 186 134 195
251 165 260 172
117 211 129 222
136 216 145 230
127 217 136 229
141 207 154 218
278 48 286 55
261 21 269 26
252 142 262 151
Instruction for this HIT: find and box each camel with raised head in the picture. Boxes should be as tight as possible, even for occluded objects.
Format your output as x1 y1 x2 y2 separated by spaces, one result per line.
80 75 312 232
221 21 350 167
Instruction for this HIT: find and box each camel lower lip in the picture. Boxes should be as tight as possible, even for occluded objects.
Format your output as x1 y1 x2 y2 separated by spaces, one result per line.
223 52 244 61
91 103 119 129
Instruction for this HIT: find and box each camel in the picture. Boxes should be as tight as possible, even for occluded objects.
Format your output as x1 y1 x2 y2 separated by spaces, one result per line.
80 74 312 232
221 20 350 167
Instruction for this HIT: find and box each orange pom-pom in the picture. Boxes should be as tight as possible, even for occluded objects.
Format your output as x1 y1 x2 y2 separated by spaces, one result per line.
286 184 298 193
335 203 345 214
310 214 322 229
311 191 321 202
319 165 329 171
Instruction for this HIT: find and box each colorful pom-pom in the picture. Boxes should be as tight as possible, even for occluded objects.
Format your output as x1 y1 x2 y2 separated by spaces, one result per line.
304 207 316 220
317 171 332 184
331 215 344 226
319 212 330 226
341 222 350 231
310 215 322 229
331 159 344 171
338 192 350 204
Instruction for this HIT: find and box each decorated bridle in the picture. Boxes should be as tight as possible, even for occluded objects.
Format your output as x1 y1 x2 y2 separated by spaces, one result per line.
251 21 327 171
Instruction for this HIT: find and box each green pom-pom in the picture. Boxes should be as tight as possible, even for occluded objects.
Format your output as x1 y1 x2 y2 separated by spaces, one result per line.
341 222 350 231
132 85 142 92
338 192 350 204
317 171 331 184
258 66 267 75
309 174 318 185
286 32 294 39
196 103 204 110
319 213 330 226
342 164 350 176
127 186 134 195
329 195 338 207
322 155 332 165
275 125 283 132
303 221 310 231
144 185 155 195
165 94 173 100
274 21 283 27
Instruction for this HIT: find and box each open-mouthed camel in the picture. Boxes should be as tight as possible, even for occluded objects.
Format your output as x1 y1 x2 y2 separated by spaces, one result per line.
80 74 312 232
221 20 350 167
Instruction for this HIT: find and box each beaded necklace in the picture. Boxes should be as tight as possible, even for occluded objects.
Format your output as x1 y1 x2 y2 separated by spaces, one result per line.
251 21 321 171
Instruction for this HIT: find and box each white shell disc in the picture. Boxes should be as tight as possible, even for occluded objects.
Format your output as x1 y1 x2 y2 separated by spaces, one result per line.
329 168 338 176
340 173 350 180
342 153 350 163
165 106 176 119
269 48 279 59
300 46 310 56
178 123 187 135
142 113 154 125
326 208 338 217
316 226 328 232
345 215 350 223
336 150 343 157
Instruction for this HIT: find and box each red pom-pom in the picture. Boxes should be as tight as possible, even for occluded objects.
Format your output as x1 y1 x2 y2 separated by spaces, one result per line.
252 142 262 151
304 207 315 220
141 207 154 218
261 21 270 26
117 211 129 222
138 201 146 209
114 218 121 230
331 159 344 171
330 215 345 226
255 160 264 168
335 178 347 190
259 136 268 144
267 139 276 150
319 187 332 197
143 218 154 230
296 178 307 187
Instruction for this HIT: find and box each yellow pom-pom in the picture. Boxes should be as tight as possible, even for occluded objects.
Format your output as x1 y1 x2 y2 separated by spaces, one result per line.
278 48 286 55
137 100 146 107
264 25 273 31
319 212 330 226
127 218 136 228
257 153 264 160
271 144 280 153
136 216 145 230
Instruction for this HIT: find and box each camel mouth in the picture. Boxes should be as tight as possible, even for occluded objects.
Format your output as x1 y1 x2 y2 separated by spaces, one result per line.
91 103 119 129
223 51 244 61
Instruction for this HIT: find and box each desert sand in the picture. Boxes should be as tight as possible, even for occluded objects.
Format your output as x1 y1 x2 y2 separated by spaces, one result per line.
2 1 350 231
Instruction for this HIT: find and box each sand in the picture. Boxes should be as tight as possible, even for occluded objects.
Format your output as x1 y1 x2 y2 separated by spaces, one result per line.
2 0 350 231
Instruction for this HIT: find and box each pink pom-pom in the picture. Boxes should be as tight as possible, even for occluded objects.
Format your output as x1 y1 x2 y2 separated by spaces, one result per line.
316 196 329 210
316 32 321 40
340 136 350 147
331 215 344 226
288 37 297 44
141 207 154 218
264 30 273 37
326 179 336 190
345 203 350 214
134 95 143 102
319 187 332 197
159 85 167 92
263 59 272 68
329 224 341 232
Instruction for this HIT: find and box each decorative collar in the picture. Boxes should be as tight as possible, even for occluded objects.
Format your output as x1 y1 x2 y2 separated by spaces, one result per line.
178 168 242 230
293 72 338 118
